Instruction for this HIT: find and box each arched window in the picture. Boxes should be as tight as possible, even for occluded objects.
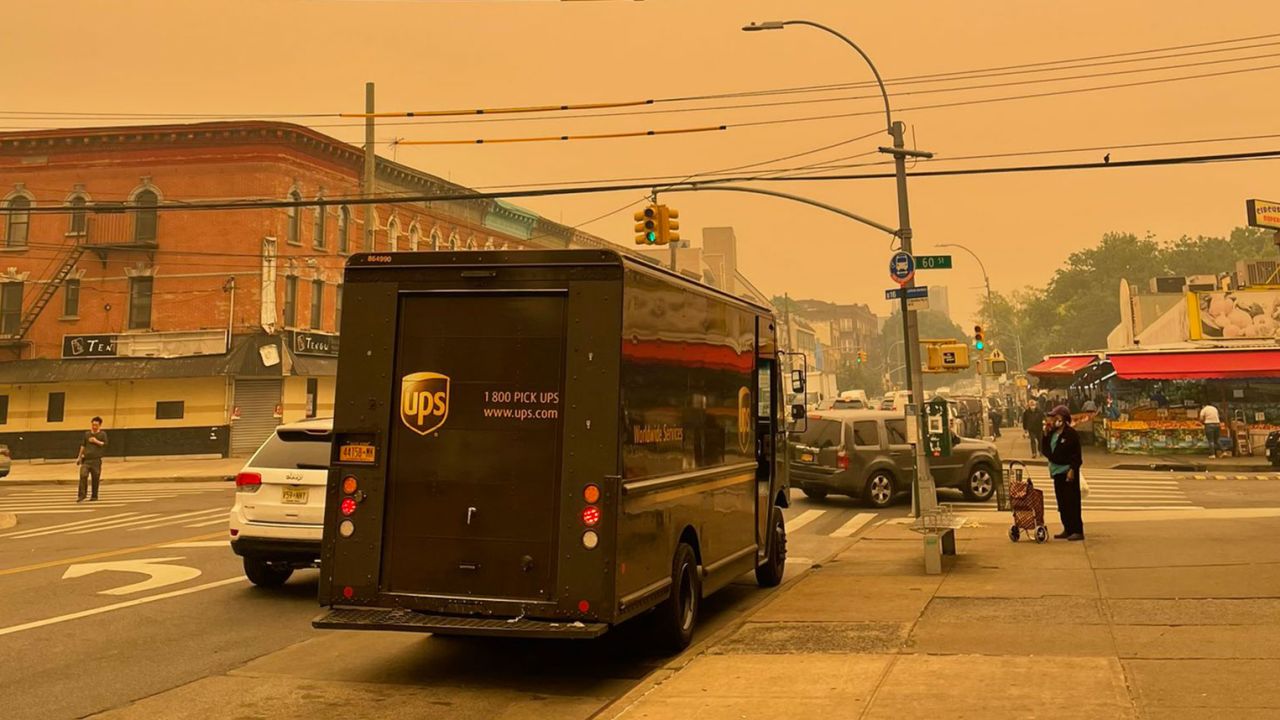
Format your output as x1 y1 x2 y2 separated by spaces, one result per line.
465 235 477 250
386 217 400 252
287 190 302 244
409 224 421 252
133 189 158 245
5 196 31 248
429 228 442 251
448 233 459 250
313 199 326 249
337 206 350 254
67 195 88 236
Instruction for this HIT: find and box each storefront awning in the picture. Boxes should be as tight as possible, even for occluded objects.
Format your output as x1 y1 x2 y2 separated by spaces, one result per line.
1109 349 1280 380
1027 354 1098 378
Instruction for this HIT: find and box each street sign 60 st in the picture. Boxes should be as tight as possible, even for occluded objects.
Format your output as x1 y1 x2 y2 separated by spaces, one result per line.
915 255 953 270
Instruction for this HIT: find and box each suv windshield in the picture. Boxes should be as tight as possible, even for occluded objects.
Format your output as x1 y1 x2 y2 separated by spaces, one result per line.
250 430 332 470
796 419 843 449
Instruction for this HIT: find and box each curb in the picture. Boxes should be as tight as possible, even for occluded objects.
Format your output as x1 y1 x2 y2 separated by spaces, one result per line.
1 475 234 488
0 512 15 530
591 528 877 720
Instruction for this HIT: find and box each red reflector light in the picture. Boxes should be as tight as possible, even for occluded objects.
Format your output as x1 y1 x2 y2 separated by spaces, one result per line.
340 497 357 516
578 600 590 613
343 586 354 599
581 505 601 527
229 528 238 537
234 472 262 490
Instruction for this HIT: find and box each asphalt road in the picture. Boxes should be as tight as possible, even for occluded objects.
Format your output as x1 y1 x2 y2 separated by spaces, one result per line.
1 470 1276 719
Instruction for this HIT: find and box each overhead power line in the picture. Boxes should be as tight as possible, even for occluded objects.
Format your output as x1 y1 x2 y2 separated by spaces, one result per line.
394 124 727 145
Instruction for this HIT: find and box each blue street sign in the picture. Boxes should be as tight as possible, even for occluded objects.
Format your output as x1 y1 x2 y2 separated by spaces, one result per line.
889 251 915 285
885 286 929 300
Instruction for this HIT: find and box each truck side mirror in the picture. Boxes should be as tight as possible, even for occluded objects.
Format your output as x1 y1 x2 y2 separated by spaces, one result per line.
790 403 806 422
790 369 806 394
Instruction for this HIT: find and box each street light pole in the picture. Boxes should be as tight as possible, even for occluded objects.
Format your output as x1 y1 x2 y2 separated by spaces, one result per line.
938 242 994 439
745 19 938 516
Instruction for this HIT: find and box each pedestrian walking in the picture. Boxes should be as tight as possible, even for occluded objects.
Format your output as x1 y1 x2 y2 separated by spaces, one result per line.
77 416 108 502
1041 405 1084 541
1199 403 1222 458
1021 400 1045 458
988 407 1002 438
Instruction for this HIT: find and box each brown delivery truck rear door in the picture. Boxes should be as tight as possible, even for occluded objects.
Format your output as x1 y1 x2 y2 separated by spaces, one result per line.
381 291 567 602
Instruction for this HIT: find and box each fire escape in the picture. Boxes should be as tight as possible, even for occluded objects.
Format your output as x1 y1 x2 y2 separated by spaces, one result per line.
2 210 156 345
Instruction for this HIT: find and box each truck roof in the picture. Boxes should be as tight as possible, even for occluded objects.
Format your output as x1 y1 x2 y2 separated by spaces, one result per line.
342 249 774 315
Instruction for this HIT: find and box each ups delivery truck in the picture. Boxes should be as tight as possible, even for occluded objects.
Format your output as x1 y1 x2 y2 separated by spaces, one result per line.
313 249 794 650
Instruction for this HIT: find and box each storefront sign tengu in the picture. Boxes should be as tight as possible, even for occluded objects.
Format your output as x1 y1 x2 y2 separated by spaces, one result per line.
290 330 339 357
62 334 118 359
1246 199 1280 231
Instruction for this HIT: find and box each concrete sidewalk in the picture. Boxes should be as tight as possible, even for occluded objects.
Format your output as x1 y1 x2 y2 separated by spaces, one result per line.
991 432 1277 473
1 456 245 486
602 509 1280 719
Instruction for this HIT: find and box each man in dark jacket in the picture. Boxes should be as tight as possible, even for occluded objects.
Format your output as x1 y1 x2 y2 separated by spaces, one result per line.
1041 405 1084 540
1021 400 1045 458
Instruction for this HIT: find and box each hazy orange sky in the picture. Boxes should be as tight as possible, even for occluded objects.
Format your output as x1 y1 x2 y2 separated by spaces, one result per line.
5 0 1277 328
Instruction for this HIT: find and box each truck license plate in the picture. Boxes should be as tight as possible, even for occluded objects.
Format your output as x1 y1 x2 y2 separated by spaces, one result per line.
801 453 815 463
281 487 309 505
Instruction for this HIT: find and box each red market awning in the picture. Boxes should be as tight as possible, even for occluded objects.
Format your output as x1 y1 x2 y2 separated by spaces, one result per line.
1027 355 1098 378
1108 349 1280 380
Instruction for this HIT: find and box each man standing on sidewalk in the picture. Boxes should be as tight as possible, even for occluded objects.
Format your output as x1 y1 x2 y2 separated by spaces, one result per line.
1021 400 1045 458
76 416 108 502
1042 405 1084 541
1199 403 1222 458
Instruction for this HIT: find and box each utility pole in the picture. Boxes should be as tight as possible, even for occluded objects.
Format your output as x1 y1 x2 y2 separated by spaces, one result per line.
362 82 376 253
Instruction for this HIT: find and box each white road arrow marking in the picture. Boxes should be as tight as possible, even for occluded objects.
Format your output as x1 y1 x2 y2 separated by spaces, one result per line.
60 556 202 596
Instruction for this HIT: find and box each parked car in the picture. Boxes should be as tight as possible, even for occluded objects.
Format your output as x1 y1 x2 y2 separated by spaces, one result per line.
789 409 1001 508
229 418 332 587
0 444 10 478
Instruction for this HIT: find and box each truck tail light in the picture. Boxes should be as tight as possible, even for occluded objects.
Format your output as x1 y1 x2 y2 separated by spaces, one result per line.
340 498 357 516
581 505 601 527
342 476 358 494
581 530 599 549
583 484 600 503
235 472 262 492
837 450 849 470
339 519 355 537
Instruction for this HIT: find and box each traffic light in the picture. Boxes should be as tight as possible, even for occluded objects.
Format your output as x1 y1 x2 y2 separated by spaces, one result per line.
856 350 868 364
658 205 679 246
634 205 658 245
973 325 985 351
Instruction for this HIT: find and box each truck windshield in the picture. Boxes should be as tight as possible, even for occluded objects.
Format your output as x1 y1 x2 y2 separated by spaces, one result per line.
796 419 843 449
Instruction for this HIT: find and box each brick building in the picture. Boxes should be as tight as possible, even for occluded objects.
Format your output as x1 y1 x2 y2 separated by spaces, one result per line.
789 299 880 369
0 121 614 459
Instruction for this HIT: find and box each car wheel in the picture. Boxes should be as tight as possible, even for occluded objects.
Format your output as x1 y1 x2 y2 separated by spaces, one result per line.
802 488 828 501
863 471 895 509
755 506 786 588
244 558 293 588
654 542 701 653
962 463 996 502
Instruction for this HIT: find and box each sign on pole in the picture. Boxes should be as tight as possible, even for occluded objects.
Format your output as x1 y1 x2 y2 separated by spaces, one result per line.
885 286 928 301
889 251 915 286
915 255 953 270
1246 199 1280 230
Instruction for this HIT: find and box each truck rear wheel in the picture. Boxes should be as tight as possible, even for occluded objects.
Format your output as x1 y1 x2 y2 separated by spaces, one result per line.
244 558 293 588
655 542 700 652
755 506 786 588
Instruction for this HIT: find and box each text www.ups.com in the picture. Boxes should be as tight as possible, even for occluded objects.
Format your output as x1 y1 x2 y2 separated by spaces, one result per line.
483 407 560 420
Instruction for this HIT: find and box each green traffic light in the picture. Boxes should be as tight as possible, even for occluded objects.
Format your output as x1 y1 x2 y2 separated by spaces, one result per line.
646 232 657 243
975 340 985 350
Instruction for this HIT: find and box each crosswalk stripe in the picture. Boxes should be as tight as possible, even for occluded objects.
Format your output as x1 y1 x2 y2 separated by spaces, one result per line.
786 509 826 532
0 498 183 508
64 514 168 535
829 512 877 538
5 506 128 514
127 509 230 531
9 513 162 539
184 517 229 528
0 512 139 539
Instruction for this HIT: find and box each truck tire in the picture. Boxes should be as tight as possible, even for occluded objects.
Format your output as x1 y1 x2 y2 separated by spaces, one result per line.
755 506 787 588
655 542 701 652
244 558 293 588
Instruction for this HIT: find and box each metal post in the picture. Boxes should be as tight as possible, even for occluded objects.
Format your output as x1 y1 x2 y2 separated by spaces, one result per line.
889 121 937 517
363 82 376 253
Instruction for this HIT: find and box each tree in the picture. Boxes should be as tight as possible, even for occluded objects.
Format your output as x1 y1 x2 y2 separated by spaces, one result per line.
880 309 967 391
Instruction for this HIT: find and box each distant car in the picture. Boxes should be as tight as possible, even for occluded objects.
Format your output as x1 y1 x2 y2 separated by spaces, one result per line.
229 418 331 587
789 409 1001 508
0 444 10 478
828 398 866 410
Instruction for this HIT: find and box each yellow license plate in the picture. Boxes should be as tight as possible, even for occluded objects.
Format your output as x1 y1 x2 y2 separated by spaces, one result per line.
801 453 815 463
281 487 309 505
339 443 376 464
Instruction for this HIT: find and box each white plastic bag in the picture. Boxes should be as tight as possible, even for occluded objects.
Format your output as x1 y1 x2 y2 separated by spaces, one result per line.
1078 469 1090 499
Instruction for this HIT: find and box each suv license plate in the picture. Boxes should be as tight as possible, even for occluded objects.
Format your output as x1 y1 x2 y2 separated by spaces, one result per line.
281 487 309 505
800 452 815 463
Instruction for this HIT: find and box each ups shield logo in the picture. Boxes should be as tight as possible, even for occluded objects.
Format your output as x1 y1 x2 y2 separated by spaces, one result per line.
400 372 450 436
737 386 753 454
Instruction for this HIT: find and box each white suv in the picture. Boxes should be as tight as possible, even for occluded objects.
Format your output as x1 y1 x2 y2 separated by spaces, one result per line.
230 418 331 587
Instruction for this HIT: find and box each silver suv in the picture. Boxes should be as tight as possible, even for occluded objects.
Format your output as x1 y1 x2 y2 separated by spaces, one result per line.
789 409 1001 508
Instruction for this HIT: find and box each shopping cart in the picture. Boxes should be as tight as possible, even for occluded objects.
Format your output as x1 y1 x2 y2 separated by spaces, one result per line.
1006 460 1049 543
